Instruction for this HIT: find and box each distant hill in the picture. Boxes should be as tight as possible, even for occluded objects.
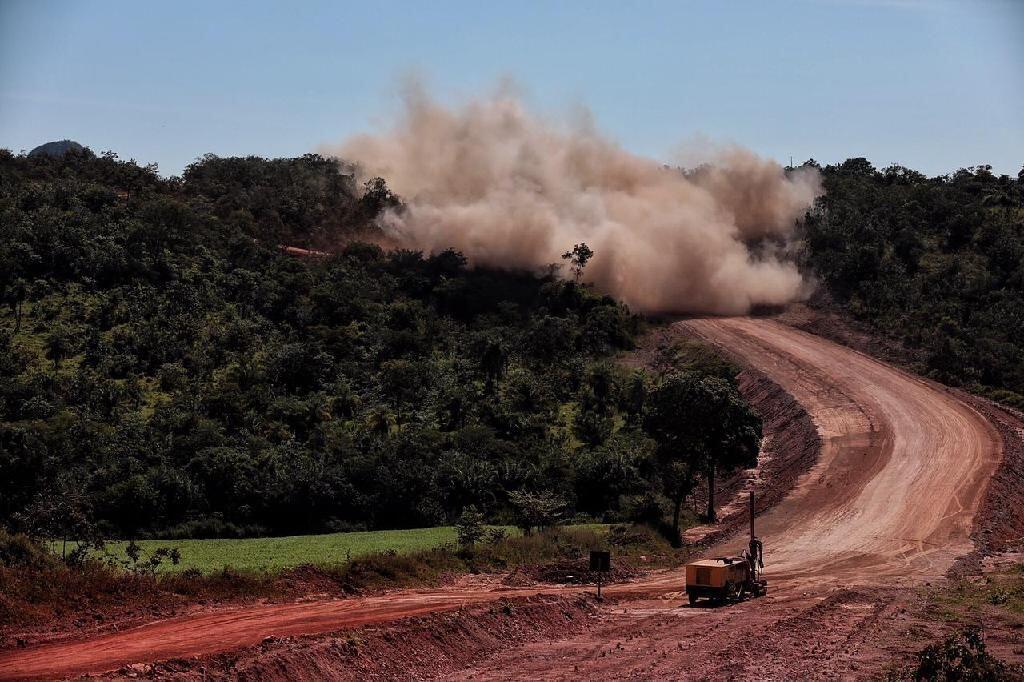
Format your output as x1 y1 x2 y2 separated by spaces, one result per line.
0 150 652 539
29 139 84 157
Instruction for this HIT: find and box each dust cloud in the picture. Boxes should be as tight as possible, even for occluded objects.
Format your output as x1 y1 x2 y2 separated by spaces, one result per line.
321 83 821 314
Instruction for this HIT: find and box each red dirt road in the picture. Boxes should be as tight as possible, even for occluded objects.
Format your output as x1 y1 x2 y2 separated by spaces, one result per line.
684 317 1000 586
459 318 1008 680
0 317 1005 680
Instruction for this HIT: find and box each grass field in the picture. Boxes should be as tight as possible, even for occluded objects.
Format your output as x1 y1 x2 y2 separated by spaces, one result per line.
89 524 610 574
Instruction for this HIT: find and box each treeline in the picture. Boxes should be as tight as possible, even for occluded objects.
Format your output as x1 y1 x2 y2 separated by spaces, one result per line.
0 148 758 540
801 159 1024 406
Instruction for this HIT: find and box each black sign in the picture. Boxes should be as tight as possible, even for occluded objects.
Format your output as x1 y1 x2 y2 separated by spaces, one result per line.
589 550 610 572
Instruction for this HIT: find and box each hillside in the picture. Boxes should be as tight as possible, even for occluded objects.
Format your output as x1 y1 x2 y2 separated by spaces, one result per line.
28 140 84 158
800 159 1024 406
4 147 1022 545
0 148 685 540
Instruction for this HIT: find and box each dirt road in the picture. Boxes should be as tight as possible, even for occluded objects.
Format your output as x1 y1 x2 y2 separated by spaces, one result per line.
684 317 1000 586
459 318 1007 680
0 317 1004 680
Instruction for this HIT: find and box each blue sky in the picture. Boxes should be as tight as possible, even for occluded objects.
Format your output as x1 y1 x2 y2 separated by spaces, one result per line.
1 0 1021 176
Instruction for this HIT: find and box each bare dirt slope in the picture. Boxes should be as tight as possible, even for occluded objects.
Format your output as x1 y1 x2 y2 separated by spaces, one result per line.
0 316 1007 680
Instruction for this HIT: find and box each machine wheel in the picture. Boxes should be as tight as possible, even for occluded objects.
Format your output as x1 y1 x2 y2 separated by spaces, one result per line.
724 582 739 601
687 591 698 606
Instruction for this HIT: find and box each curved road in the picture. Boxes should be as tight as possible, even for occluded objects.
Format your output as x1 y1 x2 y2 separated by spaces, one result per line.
0 317 1003 679
684 318 999 586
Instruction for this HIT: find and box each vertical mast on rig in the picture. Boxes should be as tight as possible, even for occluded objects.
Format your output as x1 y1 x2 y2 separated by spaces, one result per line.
749 491 755 544
748 491 764 580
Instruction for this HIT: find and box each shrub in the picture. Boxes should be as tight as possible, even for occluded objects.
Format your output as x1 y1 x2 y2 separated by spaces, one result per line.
336 548 465 591
905 628 1016 681
456 506 486 549
607 524 662 550
158 517 267 539
483 527 508 545
508 491 567 535
985 388 1024 411
0 529 53 568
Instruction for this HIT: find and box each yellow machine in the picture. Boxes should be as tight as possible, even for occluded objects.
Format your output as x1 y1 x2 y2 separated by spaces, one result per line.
685 492 766 605
685 557 758 604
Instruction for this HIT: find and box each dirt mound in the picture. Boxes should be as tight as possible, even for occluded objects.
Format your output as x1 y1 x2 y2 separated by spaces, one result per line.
458 586 951 680
0 565 352 653
133 595 599 681
272 564 353 596
950 395 1024 574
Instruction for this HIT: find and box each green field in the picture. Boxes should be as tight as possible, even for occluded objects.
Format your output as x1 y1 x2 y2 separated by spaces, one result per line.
87 524 609 574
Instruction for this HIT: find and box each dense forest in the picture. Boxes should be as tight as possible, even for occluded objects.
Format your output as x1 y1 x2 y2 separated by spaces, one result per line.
0 148 758 541
800 159 1024 407
8 146 1018 544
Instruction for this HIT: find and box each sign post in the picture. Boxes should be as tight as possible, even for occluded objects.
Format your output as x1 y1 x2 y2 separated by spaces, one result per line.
589 550 611 600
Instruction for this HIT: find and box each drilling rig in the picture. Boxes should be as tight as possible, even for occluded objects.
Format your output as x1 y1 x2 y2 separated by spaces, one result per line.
684 492 767 605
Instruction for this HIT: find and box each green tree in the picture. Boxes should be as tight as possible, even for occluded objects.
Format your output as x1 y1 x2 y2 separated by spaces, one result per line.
2 278 27 333
379 359 428 423
696 378 761 523
508 490 566 535
455 505 486 549
643 374 700 544
623 371 646 427
44 323 74 371
15 478 104 563
643 373 761 542
561 243 594 283
479 337 508 395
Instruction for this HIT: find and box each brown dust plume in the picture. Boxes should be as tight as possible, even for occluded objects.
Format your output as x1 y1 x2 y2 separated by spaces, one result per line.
321 84 821 314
